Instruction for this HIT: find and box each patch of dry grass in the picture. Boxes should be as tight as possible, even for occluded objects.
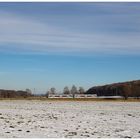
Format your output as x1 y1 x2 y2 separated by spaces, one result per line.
0 97 140 102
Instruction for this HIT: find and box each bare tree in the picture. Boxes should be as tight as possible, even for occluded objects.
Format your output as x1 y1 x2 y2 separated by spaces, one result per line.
50 87 56 95
26 89 32 96
132 84 140 99
63 86 70 94
79 87 85 94
46 91 50 98
71 85 78 98
123 84 131 100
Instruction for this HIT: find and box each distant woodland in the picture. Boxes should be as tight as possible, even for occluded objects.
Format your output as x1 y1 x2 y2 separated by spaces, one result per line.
0 89 32 98
86 80 140 99
0 80 140 100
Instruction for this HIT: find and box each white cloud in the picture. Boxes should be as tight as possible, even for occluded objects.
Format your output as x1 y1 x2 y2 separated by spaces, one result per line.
0 10 140 55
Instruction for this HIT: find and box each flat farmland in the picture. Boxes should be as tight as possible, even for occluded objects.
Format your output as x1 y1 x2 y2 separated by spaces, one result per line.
0 100 140 138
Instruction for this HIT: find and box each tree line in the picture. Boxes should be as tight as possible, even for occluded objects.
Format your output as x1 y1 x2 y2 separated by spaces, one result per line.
1 80 140 100
86 80 140 99
46 85 85 98
0 85 85 98
0 89 32 98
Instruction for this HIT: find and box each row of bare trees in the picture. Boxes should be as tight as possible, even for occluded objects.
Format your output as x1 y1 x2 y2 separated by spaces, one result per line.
46 85 85 98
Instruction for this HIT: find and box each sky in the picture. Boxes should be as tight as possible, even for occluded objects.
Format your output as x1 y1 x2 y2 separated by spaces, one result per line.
0 2 140 94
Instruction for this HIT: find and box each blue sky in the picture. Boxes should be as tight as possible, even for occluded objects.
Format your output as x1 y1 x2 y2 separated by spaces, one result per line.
0 2 140 93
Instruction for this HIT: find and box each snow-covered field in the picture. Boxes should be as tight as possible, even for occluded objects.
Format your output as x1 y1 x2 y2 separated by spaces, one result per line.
0 100 140 138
